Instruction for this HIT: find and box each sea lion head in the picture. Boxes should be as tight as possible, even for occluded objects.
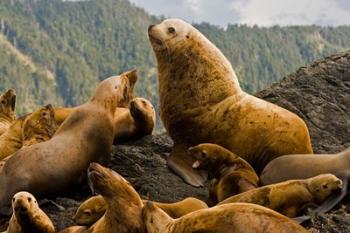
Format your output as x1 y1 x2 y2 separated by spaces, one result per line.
23 104 58 142
307 174 343 203
12 192 39 222
130 97 156 133
87 163 142 206
142 201 173 233
0 89 16 121
92 70 138 110
148 18 195 56
73 195 106 226
189 143 235 170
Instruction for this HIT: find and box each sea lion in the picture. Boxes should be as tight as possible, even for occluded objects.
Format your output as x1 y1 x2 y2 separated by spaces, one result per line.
54 97 155 144
260 148 350 215
113 97 156 144
0 70 137 208
22 104 58 147
60 163 146 233
2 191 55 233
143 202 309 233
74 195 208 226
0 89 16 136
218 174 342 218
0 105 58 170
148 18 313 187
189 143 259 205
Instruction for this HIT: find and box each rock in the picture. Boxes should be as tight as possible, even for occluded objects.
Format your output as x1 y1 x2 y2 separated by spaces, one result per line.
0 51 349 231
256 50 350 153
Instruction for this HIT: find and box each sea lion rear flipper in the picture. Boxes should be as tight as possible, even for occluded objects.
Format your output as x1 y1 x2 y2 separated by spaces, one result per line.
167 145 208 187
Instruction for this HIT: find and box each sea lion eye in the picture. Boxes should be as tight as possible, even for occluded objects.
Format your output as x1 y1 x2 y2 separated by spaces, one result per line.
1 100 6 104
201 152 206 158
84 210 92 216
12 197 15 202
168 27 176 34
28 197 32 202
322 184 328 189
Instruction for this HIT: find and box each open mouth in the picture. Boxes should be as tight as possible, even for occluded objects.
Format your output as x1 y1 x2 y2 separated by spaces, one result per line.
192 160 200 168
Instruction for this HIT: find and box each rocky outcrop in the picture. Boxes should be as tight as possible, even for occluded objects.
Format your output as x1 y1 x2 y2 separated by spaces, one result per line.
257 51 350 153
0 51 349 232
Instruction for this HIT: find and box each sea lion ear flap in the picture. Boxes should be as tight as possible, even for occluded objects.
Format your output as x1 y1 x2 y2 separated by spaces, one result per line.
123 69 138 92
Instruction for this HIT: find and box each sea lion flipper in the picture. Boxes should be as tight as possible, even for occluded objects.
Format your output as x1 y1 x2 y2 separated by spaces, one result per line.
167 146 207 187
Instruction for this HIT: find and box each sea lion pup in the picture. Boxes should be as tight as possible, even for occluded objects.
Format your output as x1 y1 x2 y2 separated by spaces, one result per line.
260 148 350 215
0 70 137 209
60 163 146 233
2 191 55 233
189 143 259 205
148 18 313 187
22 104 58 147
218 174 342 218
0 89 16 136
143 202 309 233
73 195 208 226
113 97 156 144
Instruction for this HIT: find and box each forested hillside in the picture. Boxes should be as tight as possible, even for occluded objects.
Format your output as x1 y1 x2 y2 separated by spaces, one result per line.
0 0 349 130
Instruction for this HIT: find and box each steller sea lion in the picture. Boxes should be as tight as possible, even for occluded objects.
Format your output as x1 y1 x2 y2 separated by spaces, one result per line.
260 148 350 216
218 174 342 218
142 201 309 233
148 18 313 187
0 89 16 136
2 191 55 233
60 163 146 233
189 143 259 205
113 97 156 144
54 97 155 144
22 104 58 147
0 104 58 170
0 70 137 209
73 195 208 226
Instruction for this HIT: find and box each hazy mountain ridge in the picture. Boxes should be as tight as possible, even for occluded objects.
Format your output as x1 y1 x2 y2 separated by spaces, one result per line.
0 0 349 131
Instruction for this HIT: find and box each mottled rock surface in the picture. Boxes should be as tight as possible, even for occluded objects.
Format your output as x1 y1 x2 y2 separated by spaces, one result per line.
0 51 349 232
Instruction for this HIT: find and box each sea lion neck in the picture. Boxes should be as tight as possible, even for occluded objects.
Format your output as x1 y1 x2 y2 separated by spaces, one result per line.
157 35 242 116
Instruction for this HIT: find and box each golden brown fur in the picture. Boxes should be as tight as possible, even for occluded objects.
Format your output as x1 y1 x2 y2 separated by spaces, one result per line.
0 89 16 136
22 104 58 147
2 192 55 233
74 195 208 226
0 70 137 208
218 174 342 218
113 97 155 144
148 19 313 187
60 163 146 233
54 98 155 144
189 143 259 205
143 202 309 233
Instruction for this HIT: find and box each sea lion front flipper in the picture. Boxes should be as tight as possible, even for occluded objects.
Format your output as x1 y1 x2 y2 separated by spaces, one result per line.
167 145 208 187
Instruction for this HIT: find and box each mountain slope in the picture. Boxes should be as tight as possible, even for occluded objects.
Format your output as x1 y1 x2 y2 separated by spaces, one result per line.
0 0 349 131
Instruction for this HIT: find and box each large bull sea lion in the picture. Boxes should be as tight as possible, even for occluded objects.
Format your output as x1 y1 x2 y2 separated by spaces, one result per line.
148 18 313 187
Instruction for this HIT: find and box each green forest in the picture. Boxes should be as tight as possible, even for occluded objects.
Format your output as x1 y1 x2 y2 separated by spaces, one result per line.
0 0 349 130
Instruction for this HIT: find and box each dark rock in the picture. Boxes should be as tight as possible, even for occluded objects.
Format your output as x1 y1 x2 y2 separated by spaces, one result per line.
256 51 350 153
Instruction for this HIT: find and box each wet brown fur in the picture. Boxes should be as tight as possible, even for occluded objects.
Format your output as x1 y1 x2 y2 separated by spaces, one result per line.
189 143 259 205
218 174 342 218
143 201 309 233
148 19 313 186
0 89 16 136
